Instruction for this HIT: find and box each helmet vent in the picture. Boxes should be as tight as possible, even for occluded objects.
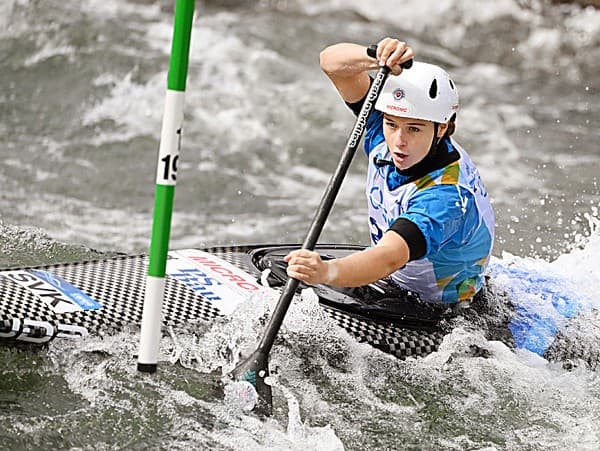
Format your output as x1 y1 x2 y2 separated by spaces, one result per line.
429 79 438 99
449 79 455 90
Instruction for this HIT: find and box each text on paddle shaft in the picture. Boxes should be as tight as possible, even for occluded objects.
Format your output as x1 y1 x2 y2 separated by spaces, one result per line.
348 70 387 149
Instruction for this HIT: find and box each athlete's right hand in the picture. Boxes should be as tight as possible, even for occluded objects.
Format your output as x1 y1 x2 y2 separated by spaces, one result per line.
284 249 337 286
374 37 414 76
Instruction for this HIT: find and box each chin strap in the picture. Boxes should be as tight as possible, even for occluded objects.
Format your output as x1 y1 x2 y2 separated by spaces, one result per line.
431 122 441 155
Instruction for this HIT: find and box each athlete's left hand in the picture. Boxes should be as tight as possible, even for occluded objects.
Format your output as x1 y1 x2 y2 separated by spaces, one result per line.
376 37 414 76
284 249 334 286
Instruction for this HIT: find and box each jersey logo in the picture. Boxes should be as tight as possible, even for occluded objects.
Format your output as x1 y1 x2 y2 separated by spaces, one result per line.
369 186 384 210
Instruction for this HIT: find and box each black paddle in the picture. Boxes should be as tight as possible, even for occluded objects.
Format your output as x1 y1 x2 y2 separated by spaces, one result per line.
230 56 413 416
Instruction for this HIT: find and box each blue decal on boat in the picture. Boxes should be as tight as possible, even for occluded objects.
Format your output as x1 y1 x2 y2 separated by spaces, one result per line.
168 268 223 301
29 270 103 311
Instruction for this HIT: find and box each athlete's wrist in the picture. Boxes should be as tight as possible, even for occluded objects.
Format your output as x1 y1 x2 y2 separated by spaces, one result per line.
324 260 339 285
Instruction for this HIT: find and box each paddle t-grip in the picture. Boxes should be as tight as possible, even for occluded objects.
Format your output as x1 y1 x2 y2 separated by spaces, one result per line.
367 44 413 69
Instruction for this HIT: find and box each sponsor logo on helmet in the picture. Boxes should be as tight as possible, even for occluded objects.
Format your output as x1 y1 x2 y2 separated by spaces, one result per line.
392 88 405 101
452 104 459 110
386 104 408 113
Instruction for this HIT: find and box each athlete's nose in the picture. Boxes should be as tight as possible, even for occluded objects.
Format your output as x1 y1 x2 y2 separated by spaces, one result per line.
392 129 407 149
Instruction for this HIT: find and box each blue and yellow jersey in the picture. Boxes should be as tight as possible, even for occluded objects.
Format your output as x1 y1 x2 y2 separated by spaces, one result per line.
364 110 495 303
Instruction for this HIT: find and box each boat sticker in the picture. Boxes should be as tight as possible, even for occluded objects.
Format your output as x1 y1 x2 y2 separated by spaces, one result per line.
167 250 263 315
2 270 103 314
176 249 262 293
0 317 88 343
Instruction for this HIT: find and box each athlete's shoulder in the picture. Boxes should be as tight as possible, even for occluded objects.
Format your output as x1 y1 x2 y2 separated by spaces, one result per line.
408 182 472 213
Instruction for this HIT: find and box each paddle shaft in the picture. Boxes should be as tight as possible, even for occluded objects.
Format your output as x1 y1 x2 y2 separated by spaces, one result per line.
256 65 392 355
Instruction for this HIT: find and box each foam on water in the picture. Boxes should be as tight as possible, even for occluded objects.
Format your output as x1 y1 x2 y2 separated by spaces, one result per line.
299 0 530 32
490 213 600 357
3 219 600 449
295 0 599 78
78 0 163 21
553 214 600 290
262 222 600 448
3 0 595 258
82 71 165 145
411 327 600 448
35 282 350 450
2 0 600 448
6 191 153 252
168 287 279 374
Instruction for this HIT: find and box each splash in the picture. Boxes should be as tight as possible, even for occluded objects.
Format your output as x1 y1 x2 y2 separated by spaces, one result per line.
490 213 600 363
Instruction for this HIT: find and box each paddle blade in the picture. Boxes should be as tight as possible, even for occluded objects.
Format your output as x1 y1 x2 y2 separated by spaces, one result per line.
229 349 272 416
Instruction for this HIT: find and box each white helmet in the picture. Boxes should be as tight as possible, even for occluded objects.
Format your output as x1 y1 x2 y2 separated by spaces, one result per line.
375 61 459 124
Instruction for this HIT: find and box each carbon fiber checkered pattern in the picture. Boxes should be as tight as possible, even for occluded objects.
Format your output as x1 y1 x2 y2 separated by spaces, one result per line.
0 245 444 358
214 246 445 360
0 254 220 342
321 306 444 359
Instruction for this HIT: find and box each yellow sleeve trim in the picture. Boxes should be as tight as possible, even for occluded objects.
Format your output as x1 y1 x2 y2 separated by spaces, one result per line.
413 161 460 192
441 161 460 185
415 174 436 191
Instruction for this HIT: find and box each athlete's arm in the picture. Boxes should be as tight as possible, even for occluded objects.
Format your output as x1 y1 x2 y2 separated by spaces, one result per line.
284 231 410 287
319 38 414 104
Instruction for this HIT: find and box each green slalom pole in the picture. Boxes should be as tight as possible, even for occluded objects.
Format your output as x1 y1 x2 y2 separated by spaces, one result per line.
138 0 194 373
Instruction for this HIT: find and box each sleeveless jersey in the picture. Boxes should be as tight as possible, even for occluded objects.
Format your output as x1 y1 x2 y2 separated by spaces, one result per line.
364 111 495 303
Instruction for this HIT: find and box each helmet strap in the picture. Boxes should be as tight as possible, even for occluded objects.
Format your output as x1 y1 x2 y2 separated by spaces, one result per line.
431 122 440 155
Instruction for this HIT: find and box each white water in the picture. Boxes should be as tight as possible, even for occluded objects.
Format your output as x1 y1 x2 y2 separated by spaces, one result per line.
1 0 599 449
20 224 595 449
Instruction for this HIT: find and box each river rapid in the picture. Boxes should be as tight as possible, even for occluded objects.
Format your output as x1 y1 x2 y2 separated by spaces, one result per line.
1 0 600 449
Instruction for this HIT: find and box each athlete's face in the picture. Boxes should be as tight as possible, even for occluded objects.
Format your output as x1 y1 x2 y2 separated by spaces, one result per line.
382 114 448 170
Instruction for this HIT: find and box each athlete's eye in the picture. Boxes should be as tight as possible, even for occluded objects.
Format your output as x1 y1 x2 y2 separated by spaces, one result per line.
385 121 397 129
408 126 420 133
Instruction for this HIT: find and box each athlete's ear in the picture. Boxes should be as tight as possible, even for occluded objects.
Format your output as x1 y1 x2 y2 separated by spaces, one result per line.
436 122 448 138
